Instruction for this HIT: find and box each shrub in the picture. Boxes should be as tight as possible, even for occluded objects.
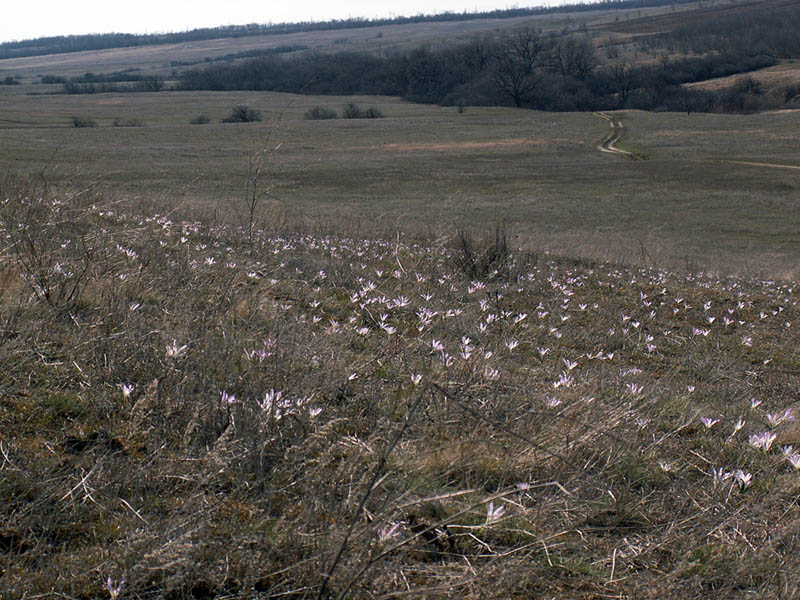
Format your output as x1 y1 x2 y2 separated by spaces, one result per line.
305 106 338 120
221 105 262 123
362 106 384 118
112 117 145 127
452 224 511 280
70 116 96 128
190 114 211 124
342 103 383 119
133 76 165 92
342 103 363 119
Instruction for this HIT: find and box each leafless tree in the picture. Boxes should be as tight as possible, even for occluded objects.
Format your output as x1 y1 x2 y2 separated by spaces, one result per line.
548 37 598 80
611 62 637 107
492 28 545 108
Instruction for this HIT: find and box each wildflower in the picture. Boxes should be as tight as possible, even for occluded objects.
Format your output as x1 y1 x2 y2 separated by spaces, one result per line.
751 398 762 409
659 461 675 472
700 417 719 429
562 358 578 371
749 431 777 452
410 373 423 386
220 390 237 406
626 383 644 396
506 339 519 352
553 372 573 389
259 389 284 418
379 522 401 542
538 347 550 358
484 367 500 380
544 396 562 408
786 454 800 471
485 501 505 525
118 383 134 399
766 408 794 428
431 339 444 352
733 470 753 489
712 467 732 487
308 406 323 418
730 417 746 437
165 340 188 358
105 576 124 600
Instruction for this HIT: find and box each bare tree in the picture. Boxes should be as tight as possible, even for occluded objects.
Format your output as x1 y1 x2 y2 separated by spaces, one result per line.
492 28 545 108
611 62 637 107
461 33 494 73
548 37 598 80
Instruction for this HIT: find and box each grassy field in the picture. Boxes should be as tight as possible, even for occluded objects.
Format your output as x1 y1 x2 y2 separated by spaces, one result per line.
0 86 798 278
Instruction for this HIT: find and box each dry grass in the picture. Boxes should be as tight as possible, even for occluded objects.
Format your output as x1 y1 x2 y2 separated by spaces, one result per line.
0 89 798 279
1 174 799 598
686 60 800 92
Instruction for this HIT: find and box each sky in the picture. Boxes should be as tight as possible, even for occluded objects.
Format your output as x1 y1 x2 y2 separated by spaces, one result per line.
2 1 570 44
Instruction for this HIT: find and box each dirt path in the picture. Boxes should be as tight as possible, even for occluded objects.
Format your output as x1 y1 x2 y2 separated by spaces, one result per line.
595 112 636 158
723 160 800 171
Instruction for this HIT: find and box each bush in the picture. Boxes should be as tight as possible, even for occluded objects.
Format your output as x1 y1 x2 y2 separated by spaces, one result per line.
452 224 511 281
112 117 145 127
342 103 384 119
221 105 262 123
362 106 384 118
305 106 338 120
70 116 96 128
190 114 211 124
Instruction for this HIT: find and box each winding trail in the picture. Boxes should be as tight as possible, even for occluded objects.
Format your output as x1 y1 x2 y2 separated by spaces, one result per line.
722 160 800 171
594 112 637 159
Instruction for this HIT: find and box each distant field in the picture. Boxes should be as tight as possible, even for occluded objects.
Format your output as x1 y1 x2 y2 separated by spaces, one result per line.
0 13 581 80
0 87 798 277
687 60 800 92
0 0 733 82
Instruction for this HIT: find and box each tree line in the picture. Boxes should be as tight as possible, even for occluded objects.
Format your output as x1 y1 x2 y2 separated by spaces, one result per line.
176 28 788 113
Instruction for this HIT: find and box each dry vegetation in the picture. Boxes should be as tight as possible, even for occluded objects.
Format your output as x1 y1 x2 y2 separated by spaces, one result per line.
1 4 800 596
1 174 799 599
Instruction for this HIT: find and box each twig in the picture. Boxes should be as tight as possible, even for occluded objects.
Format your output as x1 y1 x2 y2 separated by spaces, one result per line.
317 389 428 599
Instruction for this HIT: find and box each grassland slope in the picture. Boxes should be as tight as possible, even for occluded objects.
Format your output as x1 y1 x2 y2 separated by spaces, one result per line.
1 178 799 598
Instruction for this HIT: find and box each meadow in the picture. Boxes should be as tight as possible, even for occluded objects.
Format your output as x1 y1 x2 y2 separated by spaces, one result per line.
0 87 798 277
0 170 798 598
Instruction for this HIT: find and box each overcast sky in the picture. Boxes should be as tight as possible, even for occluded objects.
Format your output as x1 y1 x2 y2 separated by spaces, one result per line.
2 1 574 43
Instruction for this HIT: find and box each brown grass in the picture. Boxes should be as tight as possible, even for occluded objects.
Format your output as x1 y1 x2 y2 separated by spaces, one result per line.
1 175 799 598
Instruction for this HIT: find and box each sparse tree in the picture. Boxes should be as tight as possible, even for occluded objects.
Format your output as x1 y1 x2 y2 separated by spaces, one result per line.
548 37 598 81
611 62 637 107
492 28 546 107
